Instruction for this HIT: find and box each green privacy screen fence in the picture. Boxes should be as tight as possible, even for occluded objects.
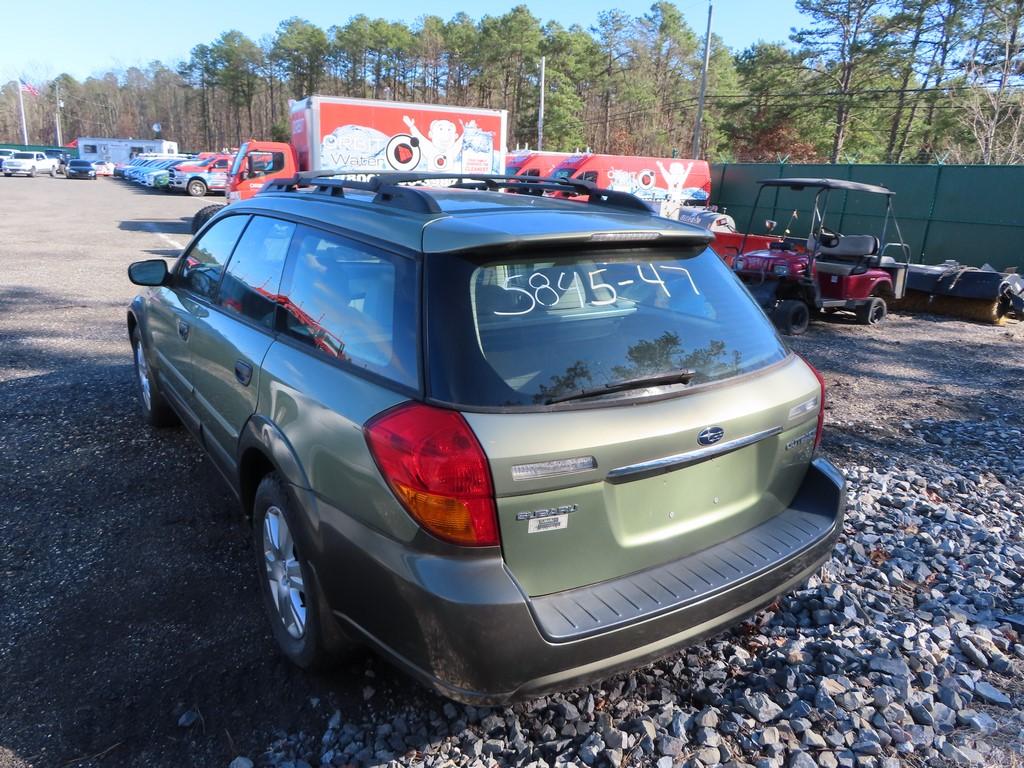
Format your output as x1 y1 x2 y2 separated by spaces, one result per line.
709 163 1023 273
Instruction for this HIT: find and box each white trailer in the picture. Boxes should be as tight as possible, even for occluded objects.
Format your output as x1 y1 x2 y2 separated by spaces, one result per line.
76 138 179 165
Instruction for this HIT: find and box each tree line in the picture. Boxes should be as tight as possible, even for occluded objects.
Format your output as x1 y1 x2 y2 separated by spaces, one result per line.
2 0 1022 164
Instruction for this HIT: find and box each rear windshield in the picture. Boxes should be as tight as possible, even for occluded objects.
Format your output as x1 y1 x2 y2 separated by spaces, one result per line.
426 246 788 408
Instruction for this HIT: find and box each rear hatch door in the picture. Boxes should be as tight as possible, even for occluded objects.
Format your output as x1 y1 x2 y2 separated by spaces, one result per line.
427 244 821 596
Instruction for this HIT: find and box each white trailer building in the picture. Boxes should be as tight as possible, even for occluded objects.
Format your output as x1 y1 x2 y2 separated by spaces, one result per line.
76 137 179 165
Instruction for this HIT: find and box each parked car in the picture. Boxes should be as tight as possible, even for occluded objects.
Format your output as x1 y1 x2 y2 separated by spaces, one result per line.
141 160 186 188
93 161 115 176
126 172 845 703
168 153 234 196
0 148 17 167
66 159 97 180
2 151 59 177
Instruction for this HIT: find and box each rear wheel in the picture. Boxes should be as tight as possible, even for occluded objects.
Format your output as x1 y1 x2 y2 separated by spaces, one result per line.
774 299 811 335
856 296 887 325
28 167 35 178
253 473 354 670
187 178 208 197
191 204 223 233
49 167 56 177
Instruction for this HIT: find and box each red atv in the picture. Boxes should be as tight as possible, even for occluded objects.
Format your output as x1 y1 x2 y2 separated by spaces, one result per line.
728 178 910 335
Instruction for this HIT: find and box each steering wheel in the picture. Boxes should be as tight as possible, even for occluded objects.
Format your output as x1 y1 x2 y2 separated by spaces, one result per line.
818 225 841 248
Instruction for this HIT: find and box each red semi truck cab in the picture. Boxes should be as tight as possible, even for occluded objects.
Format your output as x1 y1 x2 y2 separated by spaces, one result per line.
226 95 509 203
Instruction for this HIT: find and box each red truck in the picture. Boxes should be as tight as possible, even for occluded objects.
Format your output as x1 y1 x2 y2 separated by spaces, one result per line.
192 95 508 232
505 150 572 178
548 153 712 220
169 152 235 197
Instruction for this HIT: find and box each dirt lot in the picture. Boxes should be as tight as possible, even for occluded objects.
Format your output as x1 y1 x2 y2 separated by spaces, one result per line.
0 176 1020 768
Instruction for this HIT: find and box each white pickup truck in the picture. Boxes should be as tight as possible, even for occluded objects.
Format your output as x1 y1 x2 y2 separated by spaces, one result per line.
2 151 60 177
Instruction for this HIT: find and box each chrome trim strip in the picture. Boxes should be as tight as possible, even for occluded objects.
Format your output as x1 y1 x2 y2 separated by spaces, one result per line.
605 426 783 483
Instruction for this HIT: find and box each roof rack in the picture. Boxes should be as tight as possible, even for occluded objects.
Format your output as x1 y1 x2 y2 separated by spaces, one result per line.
260 171 654 216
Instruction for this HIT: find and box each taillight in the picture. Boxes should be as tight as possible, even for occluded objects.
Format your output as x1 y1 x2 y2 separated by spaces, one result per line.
364 403 499 546
804 359 827 449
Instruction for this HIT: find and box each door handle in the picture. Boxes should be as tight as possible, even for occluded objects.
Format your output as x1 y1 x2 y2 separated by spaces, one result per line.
177 320 190 340
234 360 253 387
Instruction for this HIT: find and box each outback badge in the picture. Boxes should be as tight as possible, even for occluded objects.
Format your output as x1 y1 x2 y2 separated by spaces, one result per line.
516 504 578 534
697 426 725 446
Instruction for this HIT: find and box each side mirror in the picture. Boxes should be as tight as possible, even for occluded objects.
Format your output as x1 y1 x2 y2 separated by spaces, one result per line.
128 259 169 286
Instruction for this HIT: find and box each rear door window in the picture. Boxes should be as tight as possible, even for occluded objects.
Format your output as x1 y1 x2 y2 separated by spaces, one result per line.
276 226 419 388
426 247 788 408
178 215 249 300
216 216 294 328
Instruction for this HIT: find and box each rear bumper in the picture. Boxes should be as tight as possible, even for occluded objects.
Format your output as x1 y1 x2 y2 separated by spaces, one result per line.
317 457 845 704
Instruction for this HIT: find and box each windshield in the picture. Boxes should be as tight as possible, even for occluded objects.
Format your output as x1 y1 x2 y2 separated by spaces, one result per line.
426 246 788 408
13 152 33 159
69 160 93 167
550 167 574 179
230 143 249 176
193 156 215 168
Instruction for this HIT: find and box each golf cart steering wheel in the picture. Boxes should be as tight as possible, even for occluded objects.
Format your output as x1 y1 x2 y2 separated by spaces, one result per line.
818 225 841 249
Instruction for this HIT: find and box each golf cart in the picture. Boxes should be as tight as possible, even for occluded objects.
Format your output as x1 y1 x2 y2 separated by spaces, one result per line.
729 178 910 335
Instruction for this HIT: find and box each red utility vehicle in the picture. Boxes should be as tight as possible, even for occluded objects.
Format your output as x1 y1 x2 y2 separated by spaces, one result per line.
549 153 711 219
192 95 508 232
728 178 910 335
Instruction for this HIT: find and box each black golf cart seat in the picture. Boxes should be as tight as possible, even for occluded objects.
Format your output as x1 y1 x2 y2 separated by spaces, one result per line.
815 234 880 275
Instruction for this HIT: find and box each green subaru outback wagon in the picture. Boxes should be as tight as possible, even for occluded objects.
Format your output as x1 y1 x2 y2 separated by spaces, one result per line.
126 172 845 703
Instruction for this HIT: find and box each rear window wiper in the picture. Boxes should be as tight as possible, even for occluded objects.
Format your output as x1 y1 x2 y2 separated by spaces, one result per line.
545 369 697 405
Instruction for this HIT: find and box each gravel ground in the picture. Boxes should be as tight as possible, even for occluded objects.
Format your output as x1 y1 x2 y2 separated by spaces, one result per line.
1 178 1022 768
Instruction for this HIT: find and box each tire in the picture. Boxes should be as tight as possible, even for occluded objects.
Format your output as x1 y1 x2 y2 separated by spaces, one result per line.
130 325 179 427
773 299 811 335
187 178 208 197
856 296 887 325
28 167 35 178
49 167 56 177
252 473 354 670
191 204 223 234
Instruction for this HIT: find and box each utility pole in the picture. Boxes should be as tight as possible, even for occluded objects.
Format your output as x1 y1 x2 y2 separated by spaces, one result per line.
17 80 29 144
537 56 546 151
691 0 713 159
54 81 63 146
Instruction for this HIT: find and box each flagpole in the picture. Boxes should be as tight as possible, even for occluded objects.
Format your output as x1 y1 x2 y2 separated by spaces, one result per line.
18 80 29 145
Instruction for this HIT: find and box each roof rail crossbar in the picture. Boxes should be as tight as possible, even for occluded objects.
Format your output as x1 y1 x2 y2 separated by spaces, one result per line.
261 171 654 216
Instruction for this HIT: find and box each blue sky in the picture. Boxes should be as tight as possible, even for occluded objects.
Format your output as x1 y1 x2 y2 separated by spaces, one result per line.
2 0 806 83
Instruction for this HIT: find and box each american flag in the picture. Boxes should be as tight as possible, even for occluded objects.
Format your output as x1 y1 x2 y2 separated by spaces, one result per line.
19 79 40 97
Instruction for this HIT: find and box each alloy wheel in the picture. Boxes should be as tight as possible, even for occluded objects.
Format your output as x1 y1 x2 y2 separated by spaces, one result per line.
262 506 306 639
134 342 152 410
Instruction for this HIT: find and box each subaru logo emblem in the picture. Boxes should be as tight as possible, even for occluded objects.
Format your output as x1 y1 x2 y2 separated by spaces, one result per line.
698 426 725 446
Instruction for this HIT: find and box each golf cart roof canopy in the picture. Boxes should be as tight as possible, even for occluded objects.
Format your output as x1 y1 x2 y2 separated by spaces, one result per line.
757 177 894 196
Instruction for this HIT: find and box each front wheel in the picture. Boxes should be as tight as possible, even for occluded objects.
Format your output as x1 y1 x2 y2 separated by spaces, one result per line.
130 326 179 427
187 178 208 197
856 296 887 325
253 473 354 670
773 299 811 335
28 167 35 178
